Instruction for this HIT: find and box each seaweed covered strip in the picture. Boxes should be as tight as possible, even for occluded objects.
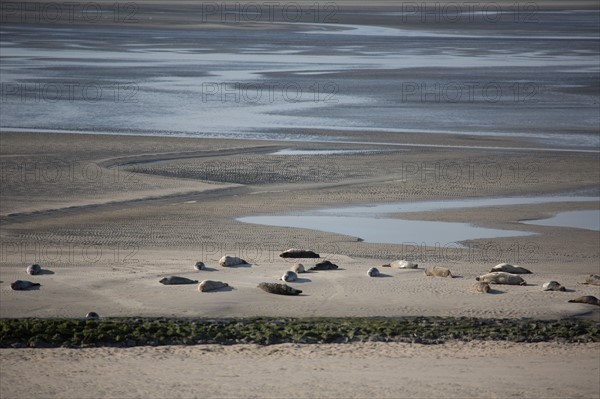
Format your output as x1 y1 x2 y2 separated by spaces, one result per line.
1 317 599 348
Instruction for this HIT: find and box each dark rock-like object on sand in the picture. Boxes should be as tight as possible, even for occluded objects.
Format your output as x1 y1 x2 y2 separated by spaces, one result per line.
26 264 42 275
10 280 40 290
86 312 100 320
568 296 600 306
279 249 320 258
581 274 600 286
310 260 339 270
257 282 302 296
159 276 199 285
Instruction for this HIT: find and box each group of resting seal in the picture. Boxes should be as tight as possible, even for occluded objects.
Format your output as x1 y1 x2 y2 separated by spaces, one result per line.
259 251 342 296
9 263 48 291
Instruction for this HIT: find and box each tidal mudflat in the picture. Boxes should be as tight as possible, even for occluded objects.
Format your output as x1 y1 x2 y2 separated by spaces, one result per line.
1 1 599 398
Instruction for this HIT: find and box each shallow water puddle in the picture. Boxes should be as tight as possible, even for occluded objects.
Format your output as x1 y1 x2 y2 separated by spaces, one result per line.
521 209 600 231
238 195 598 246
270 148 383 155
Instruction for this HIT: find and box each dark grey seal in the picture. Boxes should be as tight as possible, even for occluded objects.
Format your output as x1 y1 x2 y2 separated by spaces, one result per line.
310 260 339 270
198 280 229 292
279 249 320 258
10 280 40 290
194 261 206 271
568 296 600 306
257 282 302 296
542 281 566 291
86 312 100 320
367 267 380 277
581 274 600 286
159 276 199 285
26 264 42 275
281 271 298 282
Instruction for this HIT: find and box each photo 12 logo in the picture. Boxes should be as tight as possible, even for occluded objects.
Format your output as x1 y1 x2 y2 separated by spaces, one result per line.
398 2 539 24
400 82 539 104
1 241 139 265
0 82 139 103
198 2 338 23
201 81 339 104
0 2 139 24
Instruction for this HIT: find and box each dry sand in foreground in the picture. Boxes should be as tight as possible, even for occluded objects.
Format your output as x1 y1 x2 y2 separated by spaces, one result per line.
1 342 599 399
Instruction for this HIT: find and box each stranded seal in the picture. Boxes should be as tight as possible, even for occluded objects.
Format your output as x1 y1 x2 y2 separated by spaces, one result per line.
281 271 298 282
424 266 453 278
10 280 40 290
473 282 491 293
310 260 339 271
542 281 566 291
382 260 418 269
367 267 380 277
159 276 199 285
219 256 249 267
257 282 302 296
26 264 42 275
476 272 526 286
279 249 320 259
568 296 600 306
198 280 229 292
490 263 532 274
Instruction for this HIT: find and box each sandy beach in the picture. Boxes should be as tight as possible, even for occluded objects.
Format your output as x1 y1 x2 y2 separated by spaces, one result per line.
1 0 599 397
1 131 598 398
2 342 599 399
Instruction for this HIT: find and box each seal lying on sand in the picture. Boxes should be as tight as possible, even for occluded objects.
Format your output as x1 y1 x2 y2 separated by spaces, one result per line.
473 282 491 293
26 264 42 275
490 263 532 274
310 260 338 270
159 276 199 285
476 272 526 286
10 280 40 290
198 280 229 292
281 271 297 282
291 263 305 273
581 274 600 286
194 261 206 271
543 281 566 291
424 266 453 278
279 249 320 258
257 282 302 296
367 267 380 277
568 296 600 306
382 260 418 269
86 312 100 320
219 256 249 267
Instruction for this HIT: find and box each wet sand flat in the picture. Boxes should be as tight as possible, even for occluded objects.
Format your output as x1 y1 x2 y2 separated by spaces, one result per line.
1 1 599 398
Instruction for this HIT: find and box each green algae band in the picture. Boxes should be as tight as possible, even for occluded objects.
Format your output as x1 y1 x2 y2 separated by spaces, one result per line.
1 317 598 348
